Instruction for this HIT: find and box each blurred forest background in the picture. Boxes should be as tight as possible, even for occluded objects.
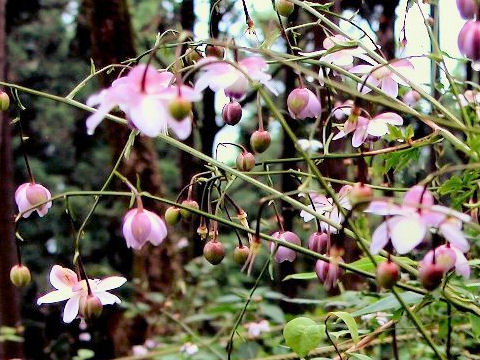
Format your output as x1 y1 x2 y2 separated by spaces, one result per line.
0 0 471 359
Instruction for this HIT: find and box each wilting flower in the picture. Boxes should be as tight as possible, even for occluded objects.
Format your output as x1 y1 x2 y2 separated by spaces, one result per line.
244 320 270 338
194 56 277 99
333 112 403 147
350 59 415 98
15 182 52 218
287 87 321 119
37 265 126 323
458 21 480 66
86 64 200 139
315 259 343 290
300 185 352 234
270 231 301 263
122 207 167 250
421 244 470 278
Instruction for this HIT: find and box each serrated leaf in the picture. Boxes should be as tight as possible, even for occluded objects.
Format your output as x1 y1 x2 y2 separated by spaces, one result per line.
329 311 359 344
283 272 317 281
351 292 424 317
283 317 324 358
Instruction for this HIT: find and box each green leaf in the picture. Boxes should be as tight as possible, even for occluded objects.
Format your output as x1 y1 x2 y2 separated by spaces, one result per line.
351 292 424 317
348 353 373 360
347 256 383 274
469 314 480 339
283 317 324 358
283 272 317 281
329 311 359 344
382 148 420 174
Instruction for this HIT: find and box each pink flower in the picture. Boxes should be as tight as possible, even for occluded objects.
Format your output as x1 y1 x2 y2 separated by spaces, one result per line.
299 185 352 234
402 90 421 107
421 244 470 279
269 231 301 263
86 65 200 139
194 56 277 99
307 232 328 254
333 112 403 147
320 35 373 68
15 182 52 218
332 100 354 120
458 21 480 65
244 320 270 338
315 259 343 290
37 265 126 323
286 87 321 119
122 207 167 250
350 59 415 98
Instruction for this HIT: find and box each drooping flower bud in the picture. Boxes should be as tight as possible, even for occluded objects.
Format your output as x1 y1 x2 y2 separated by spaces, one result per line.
122 208 167 250
315 259 343 291
0 91 9 111
165 206 182 226
222 101 243 125
376 260 400 289
180 199 200 219
269 231 301 263
81 295 103 320
287 87 321 120
203 240 225 265
250 130 271 153
402 90 421 107
15 182 52 218
307 232 328 254
349 183 373 210
236 151 256 172
276 0 294 17
233 245 250 265
419 262 444 291
10 264 31 287
458 21 480 69
168 96 192 120
205 44 225 58
457 0 477 19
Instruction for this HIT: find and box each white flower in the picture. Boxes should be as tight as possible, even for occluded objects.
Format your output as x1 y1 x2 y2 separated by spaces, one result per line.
244 320 270 338
180 342 199 356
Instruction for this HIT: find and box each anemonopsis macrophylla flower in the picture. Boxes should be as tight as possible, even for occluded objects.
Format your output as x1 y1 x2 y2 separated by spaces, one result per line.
286 87 321 119
194 56 277 99
457 0 477 20
315 259 343 290
350 59 415 98
332 112 403 148
402 90 421 107
458 21 480 68
299 185 352 234
421 244 470 278
86 64 200 139
269 230 301 263
307 232 328 254
15 182 52 218
122 207 168 250
37 265 126 323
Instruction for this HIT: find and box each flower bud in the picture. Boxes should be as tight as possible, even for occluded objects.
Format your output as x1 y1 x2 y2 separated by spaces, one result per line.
458 20 480 69
250 130 271 153
0 91 9 111
349 183 373 210
81 295 103 320
10 264 31 287
205 45 224 58
233 245 250 265
307 232 328 254
180 199 199 219
287 88 309 117
376 260 400 289
419 263 444 291
270 231 301 263
236 151 256 172
168 97 192 120
315 259 343 290
222 101 243 125
165 206 182 226
457 0 477 19
276 0 294 17
203 240 225 265
197 224 208 239
185 48 202 65
402 90 421 107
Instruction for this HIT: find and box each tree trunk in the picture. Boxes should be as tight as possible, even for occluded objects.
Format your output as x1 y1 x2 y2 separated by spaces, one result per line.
0 0 23 357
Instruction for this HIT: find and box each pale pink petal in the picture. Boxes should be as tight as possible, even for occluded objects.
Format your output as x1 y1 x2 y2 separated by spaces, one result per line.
37 289 72 305
370 220 390 254
167 116 192 140
332 130 347 140
452 248 470 278
15 183 33 217
352 126 367 147
96 276 127 292
350 65 374 74
145 210 168 246
50 265 78 290
239 57 268 72
381 77 399 98
375 112 403 125
129 97 167 137
367 118 389 137
440 220 469 253
391 217 426 254
358 76 380 94
403 185 434 208
364 200 402 215
122 209 141 249
63 293 81 323
95 291 121 305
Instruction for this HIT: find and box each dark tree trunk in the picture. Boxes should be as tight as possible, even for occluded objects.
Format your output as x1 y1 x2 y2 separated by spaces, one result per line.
0 0 23 357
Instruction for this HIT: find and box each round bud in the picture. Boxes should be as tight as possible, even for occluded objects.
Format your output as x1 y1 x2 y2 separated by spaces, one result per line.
276 0 294 17
349 183 373 210
376 261 400 289
10 265 31 287
180 199 199 219
457 0 477 19
169 97 192 120
185 48 202 65
197 224 208 239
0 91 9 112
250 130 271 153
419 263 444 291
307 232 328 254
165 206 182 226
287 88 310 117
458 20 480 68
82 295 103 320
205 45 224 58
233 245 250 265
203 240 225 265
222 101 243 126
236 151 256 172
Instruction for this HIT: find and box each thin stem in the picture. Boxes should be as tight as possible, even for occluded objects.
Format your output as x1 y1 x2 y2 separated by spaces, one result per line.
447 302 452 359
325 315 343 360
17 116 35 183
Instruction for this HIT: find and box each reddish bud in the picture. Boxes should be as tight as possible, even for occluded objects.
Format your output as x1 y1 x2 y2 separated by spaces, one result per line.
81 295 103 320
419 263 444 291
205 45 224 58
233 245 250 265
315 259 343 290
0 91 9 112
203 240 225 265
250 130 271 153
457 0 477 19
165 206 182 225
276 0 294 17
222 101 243 125
307 232 328 254
376 261 400 289
349 182 373 210
169 97 192 120
458 20 480 68
236 151 256 172
180 199 199 219
10 264 31 287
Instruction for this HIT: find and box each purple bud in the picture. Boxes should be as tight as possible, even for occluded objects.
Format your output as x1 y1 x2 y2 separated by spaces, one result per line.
457 0 477 19
222 101 243 125
315 259 343 290
236 151 256 172
130 211 152 243
458 21 480 67
307 232 328 254
287 88 310 117
270 230 301 263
